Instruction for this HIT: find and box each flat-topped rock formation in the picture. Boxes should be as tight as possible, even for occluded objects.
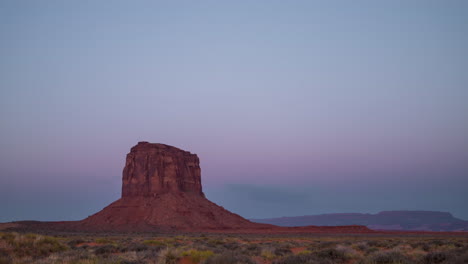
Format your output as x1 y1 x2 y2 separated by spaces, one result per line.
4 142 374 234
252 211 468 232
74 142 262 232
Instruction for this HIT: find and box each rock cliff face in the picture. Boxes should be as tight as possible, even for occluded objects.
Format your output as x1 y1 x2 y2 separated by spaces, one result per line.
122 142 203 197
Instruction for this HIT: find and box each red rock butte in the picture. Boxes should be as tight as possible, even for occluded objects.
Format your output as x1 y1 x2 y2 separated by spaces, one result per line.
75 142 264 232
8 142 372 234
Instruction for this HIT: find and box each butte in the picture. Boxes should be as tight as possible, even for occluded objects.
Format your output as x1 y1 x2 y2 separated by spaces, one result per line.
4 142 371 234
74 142 264 232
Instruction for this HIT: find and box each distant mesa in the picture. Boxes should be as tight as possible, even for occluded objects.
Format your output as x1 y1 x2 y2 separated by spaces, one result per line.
251 211 468 232
4 142 372 233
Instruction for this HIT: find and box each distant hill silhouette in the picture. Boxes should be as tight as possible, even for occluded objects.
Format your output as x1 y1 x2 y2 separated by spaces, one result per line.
251 211 468 231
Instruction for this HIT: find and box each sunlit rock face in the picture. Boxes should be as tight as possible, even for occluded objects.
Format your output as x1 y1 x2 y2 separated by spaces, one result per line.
122 142 203 197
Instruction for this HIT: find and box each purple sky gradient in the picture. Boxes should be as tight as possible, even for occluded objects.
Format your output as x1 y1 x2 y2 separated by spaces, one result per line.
1 0 467 221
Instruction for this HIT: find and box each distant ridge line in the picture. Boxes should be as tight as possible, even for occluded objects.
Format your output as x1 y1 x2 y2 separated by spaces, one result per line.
251 211 468 232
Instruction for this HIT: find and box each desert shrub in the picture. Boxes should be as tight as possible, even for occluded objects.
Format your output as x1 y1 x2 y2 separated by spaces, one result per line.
261 247 276 260
421 243 431 252
196 235 209 242
316 248 349 262
410 241 431 251
365 246 379 255
12 234 67 259
368 240 389 248
419 248 468 264
90 255 136 264
259 241 276 247
95 244 118 255
36 248 93 264
67 239 86 248
355 241 369 251
123 242 149 252
273 253 332 264
336 244 359 258
365 250 413 264
182 249 214 263
450 250 468 264
0 249 12 264
313 241 337 249
202 252 255 264
423 252 447 264
37 236 67 248
137 249 160 261
174 235 186 241
95 238 113 244
430 240 444 247
0 232 15 243
197 245 225 255
157 247 181 264
143 240 173 253
206 239 224 248
24 233 37 239
453 242 463 248
298 249 312 255
222 242 240 250
274 246 292 256
409 242 420 249
144 240 167 247
120 261 145 264
243 244 261 255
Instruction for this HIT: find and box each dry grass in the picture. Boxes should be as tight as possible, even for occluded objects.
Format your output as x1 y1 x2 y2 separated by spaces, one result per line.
0 231 467 264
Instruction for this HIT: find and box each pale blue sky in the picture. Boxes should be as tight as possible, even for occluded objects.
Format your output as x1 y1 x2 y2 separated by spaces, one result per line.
1 1 467 221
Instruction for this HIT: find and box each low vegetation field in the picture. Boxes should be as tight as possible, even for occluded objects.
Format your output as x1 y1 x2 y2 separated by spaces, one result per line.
0 231 467 264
